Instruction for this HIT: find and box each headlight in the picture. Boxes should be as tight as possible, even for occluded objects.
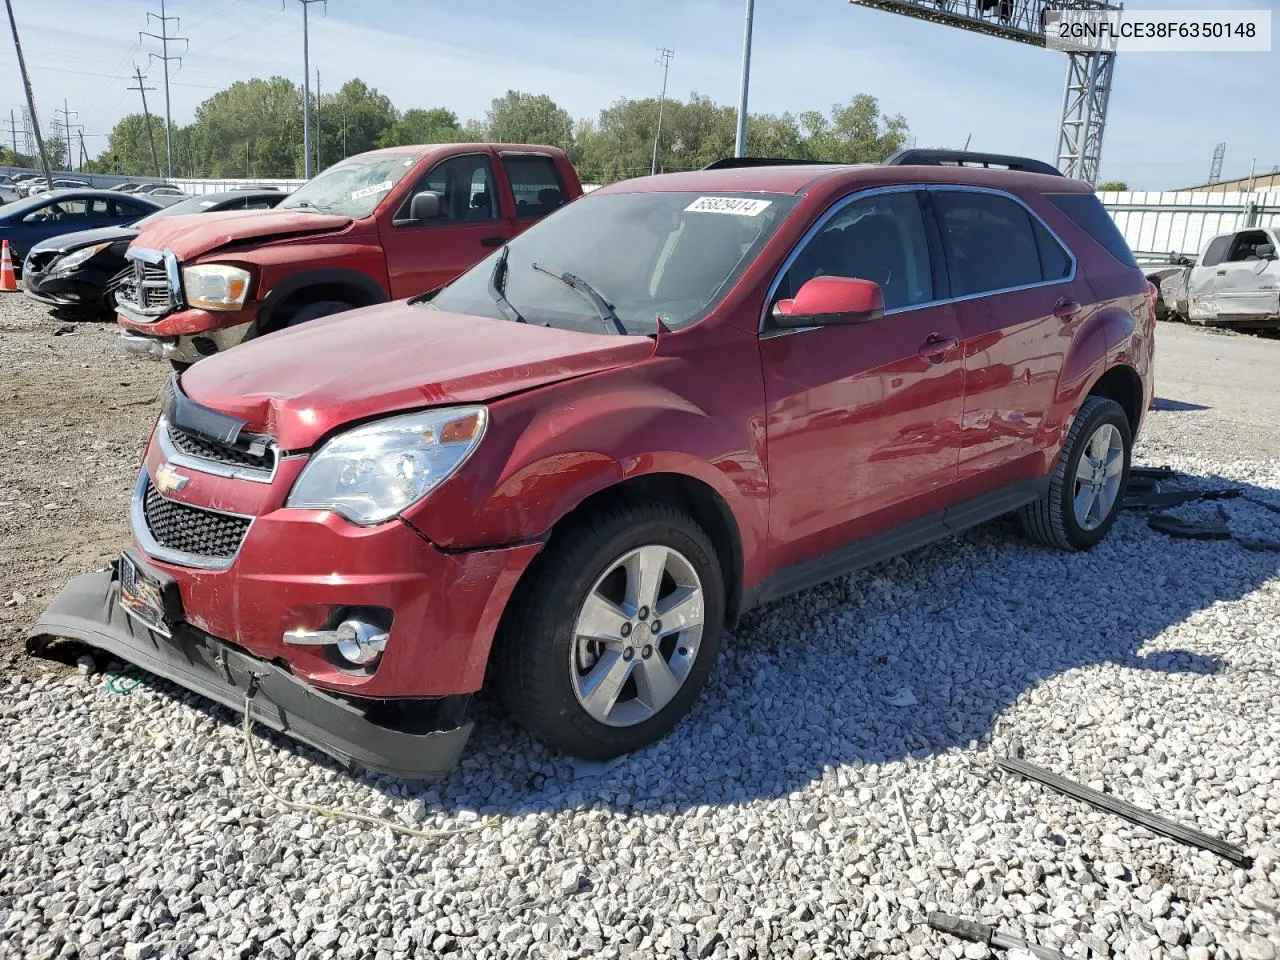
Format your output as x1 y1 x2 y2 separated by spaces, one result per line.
182 263 251 311
286 407 487 525
53 242 109 272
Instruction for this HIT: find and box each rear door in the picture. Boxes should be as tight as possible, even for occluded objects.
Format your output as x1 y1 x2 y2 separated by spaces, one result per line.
1213 229 1280 320
760 187 966 571
1186 233 1233 321
931 188 1080 494
500 152 570 236
379 150 516 299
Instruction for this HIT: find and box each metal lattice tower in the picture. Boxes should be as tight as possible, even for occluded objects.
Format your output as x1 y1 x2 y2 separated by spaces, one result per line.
1207 142 1225 184
849 0 1121 184
20 105 34 156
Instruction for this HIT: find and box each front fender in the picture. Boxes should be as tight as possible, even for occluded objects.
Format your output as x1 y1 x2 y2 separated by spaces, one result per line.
404 348 770 586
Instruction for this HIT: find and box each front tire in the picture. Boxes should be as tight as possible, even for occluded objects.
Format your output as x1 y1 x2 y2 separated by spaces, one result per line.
275 299 354 332
494 501 725 759
1019 395 1132 551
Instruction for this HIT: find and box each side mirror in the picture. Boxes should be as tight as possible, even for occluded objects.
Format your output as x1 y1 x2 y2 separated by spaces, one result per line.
1256 243 1276 260
773 276 885 327
395 191 442 226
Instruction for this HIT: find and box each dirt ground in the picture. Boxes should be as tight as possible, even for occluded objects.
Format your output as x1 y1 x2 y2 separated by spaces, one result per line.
2 293 1278 680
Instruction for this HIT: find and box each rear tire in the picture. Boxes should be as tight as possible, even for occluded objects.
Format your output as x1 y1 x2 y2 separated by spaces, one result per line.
1019 396 1131 551
494 501 725 759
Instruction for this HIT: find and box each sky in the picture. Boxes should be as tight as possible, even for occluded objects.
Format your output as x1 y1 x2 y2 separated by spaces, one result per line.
2 0 1277 189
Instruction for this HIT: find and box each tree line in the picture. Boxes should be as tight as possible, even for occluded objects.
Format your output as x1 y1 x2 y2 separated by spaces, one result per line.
1 77 911 185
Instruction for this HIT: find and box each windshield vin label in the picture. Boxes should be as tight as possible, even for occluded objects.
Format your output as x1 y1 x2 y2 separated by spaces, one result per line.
684 197 773 216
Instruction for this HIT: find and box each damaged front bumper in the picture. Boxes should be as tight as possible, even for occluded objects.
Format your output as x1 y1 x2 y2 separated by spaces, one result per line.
28 566 474 779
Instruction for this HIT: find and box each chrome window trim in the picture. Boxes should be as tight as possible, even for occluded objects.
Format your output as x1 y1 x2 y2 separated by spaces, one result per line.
157 415 278 484
130 469 254 571
758 183 1078 335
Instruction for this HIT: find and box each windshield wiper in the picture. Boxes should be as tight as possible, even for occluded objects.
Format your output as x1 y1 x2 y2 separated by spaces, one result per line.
488 246 527 323
531 262 627 335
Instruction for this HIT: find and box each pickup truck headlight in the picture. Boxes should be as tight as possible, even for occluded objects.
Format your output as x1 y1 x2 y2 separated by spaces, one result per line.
287 407 488 525
54 242 109 272
182 264 252 311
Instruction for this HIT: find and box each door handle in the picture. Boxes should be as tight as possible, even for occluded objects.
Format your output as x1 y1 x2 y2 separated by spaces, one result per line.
918 334 958 363
481 236 505 248
1053 298 1082 319
1216 269 1227 276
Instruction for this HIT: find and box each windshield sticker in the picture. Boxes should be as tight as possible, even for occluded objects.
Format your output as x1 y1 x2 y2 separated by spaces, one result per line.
684 196 772 217
350 180 393 201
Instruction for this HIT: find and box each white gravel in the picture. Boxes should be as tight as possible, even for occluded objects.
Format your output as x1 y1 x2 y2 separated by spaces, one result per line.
2 309 1279 960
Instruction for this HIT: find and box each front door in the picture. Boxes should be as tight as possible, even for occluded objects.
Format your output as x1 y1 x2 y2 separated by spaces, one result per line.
1214 229 1280 320
379 151 515 299
1186 233 1234 322
760 188 966 572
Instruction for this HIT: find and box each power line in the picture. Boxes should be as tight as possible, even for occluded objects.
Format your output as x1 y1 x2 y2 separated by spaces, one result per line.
140 0 189 179
652 47 674 176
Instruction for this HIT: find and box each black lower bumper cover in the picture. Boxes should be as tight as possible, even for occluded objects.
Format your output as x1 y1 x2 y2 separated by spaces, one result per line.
28 570 473 779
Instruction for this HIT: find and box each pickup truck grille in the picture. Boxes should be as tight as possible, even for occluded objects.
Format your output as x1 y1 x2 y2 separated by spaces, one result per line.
142 479 252 561
116 254 176 318
167 422 275 474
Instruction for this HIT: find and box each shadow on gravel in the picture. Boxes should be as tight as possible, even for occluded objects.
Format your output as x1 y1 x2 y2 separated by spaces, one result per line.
1153 397 1211 412
51 470 1280 819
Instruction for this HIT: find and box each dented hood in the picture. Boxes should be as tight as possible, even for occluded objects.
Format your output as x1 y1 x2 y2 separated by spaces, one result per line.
179 302 655 450
131 208 352 260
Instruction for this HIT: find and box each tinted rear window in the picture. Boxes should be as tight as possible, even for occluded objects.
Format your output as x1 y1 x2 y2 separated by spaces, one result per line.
1047 193 1137 268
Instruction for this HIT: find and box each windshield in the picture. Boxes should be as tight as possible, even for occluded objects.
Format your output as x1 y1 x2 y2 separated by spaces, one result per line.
136 194 222 225
429 191 799 335
278 152 419 218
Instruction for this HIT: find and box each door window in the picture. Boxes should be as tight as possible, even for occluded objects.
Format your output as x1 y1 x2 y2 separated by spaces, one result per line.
1224 229 1274 262
1200 235 1232 268
502 155 567 219
1031 217 1072 280
23 198 93 222
400 153 499 224
777 190 934 312
934 191 1047 296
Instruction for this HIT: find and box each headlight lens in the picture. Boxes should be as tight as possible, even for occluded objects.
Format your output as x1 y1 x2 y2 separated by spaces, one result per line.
182 263 252 311
286 407 488 525
54 242 109 272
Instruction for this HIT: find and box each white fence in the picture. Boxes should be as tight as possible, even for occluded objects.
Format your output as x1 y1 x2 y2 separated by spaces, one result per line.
1098 190 1280 263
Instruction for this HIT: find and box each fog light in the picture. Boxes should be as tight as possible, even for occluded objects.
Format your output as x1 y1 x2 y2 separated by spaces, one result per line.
334 620 388 665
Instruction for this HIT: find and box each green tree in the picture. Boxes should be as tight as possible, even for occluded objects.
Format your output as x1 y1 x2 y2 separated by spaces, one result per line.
377 107 463 148
94 113 166 177
799 94 909 163
483 91 573 148
316 79 397 167
1096 180 1128 191
183 76 304 177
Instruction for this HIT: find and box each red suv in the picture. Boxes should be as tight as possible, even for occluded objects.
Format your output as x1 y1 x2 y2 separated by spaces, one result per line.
33 151 1154 777
114 144 582 368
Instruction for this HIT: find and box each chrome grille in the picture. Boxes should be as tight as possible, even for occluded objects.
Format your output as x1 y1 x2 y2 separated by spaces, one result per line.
142 480 251 561
167 422 275 473
117 255 175 317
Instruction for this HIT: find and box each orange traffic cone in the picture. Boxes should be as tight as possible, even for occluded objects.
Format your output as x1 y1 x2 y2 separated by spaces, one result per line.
0 241 16 292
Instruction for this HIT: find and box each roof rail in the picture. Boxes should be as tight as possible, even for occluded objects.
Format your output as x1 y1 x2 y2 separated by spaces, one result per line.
885 149 1064 177
701 157 839 170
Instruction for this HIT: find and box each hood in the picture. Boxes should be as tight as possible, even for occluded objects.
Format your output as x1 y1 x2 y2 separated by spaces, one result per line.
132 208 352 260
179 303 655 450
31 224 138 254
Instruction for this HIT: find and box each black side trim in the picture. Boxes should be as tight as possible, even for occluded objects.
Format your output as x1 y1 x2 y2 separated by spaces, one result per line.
29 570 473 779
744 477 1049 610
162 374 247 445
886 149 1064 177
701 157 840 170
257 268 388 328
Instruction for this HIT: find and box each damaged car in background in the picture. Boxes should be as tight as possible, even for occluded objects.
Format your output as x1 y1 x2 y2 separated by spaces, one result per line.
1147 226 1280 330
31 150 1154 778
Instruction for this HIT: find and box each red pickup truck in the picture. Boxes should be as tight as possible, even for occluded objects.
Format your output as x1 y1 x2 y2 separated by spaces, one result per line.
114 143 582 367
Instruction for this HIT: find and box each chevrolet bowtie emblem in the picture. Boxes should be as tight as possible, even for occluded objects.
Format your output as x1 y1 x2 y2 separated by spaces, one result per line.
153 462 190 495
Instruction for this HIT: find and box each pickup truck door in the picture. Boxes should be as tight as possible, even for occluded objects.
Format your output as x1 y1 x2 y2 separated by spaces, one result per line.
1212 229 1280 321
497 152 572 237
1186 233 1234 322
379 151 515 299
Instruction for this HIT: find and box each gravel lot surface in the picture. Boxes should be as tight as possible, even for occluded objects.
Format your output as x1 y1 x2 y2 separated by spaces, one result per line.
1 298 1278 960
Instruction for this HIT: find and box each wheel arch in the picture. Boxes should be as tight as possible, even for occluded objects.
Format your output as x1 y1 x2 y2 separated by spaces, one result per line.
256 268 388 334
1085 363 1144 438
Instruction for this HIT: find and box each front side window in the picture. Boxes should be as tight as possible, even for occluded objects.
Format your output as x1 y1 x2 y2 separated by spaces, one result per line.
401 154 499 224
503 155 566 219
1225 229 1274 262
777 190 934 311
277 151 419 218
935 191 1045 296
23 198 89 222
429 190 800 335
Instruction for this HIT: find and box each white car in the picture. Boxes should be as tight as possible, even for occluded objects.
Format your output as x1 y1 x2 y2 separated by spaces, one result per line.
0 181 18 205
1184 227 1280 329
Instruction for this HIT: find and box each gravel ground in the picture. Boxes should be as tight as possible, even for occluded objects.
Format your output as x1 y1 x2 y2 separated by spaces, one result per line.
1 297 1278 960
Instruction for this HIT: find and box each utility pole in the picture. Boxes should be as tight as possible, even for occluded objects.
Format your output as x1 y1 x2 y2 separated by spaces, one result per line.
77 130 88 171
5 108 18 158
651 47 674 176
140 0 188 179
54 99 79 172
734 0 755 158
315 69 321 172
128 66 162 178
289 0 327 179
4 0 54 182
